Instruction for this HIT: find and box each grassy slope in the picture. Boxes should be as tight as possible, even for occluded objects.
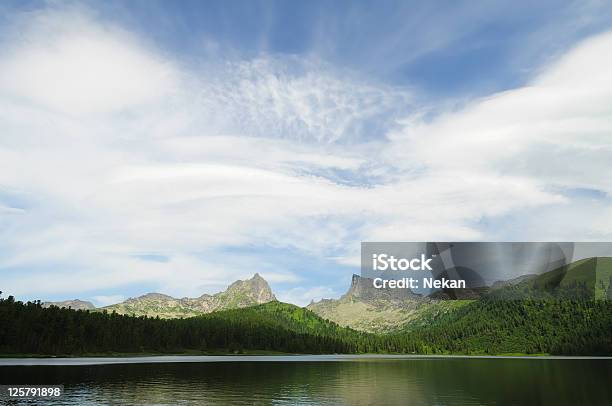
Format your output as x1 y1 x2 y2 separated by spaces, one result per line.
484 256 611 301
595 257 612 299
307 298 423 333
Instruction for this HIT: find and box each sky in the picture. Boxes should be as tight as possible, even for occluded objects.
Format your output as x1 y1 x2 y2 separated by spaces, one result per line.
1 0 612 306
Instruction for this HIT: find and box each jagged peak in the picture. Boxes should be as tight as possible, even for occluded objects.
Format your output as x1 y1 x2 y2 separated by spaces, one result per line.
346 274 368 294
228 273 270 287
222 273 276 302
237 273 267 284
343 273 422 302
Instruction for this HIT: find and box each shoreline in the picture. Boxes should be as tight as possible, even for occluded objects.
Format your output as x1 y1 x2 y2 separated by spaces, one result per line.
1 354 611 366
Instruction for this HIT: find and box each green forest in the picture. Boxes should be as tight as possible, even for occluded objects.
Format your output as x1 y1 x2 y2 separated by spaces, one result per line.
1 293 610 356
397 298 612 355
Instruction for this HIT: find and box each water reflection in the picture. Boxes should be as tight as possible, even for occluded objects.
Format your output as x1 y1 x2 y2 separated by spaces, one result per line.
1 358 610 405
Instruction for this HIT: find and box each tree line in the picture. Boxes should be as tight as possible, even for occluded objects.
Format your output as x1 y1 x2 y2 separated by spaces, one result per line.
0 293 610 356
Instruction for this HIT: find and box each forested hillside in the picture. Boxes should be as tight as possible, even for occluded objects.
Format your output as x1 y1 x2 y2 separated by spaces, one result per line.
0 296 382 355
1 294 610 356
397 298 612 355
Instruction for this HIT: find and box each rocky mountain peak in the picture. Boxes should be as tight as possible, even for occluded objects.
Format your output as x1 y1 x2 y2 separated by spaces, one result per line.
344 274 421 302
307 274 426 333
225 273 276 303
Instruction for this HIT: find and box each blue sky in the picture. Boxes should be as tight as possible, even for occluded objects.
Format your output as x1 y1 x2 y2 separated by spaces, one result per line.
92 0 612 94
1 1 612 306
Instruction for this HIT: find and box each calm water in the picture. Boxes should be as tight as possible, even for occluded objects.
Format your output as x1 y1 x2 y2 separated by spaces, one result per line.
0 356 611 405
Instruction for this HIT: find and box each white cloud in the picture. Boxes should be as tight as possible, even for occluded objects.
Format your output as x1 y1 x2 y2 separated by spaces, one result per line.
386 31 612 197
0 8 611 303
0 9 178 114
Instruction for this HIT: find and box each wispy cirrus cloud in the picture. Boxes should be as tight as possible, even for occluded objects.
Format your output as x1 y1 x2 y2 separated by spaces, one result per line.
189 57 412 143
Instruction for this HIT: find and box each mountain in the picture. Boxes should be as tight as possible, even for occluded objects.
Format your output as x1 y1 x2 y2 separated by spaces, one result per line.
3 260 611 356
490 257 612 300
307 274 429 333
5 257 610 357
102 273 276 318
309 257 612 333
42 299 96 311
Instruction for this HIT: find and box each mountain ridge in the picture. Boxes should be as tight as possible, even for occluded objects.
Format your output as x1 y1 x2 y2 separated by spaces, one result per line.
42 299 95 311
41 257 611 328
307 274 430 333
308 257 612 332
44 274 276 318
9 257 611 355
102 273 276 318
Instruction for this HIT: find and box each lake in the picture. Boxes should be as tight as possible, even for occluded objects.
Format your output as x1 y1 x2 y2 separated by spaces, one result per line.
0 355 610 405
